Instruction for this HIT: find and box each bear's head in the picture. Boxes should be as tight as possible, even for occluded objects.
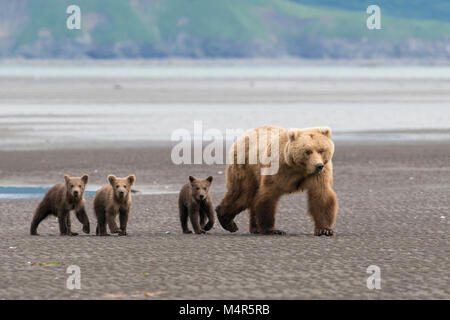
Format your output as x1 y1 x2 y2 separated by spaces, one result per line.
108 174 136 200
189 175 213 202
64 174 89 199
284 127 334 175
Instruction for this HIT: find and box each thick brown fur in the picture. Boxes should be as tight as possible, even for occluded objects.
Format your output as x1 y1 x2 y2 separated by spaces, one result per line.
178 176 215 234
94 174 136 236
216 126 338 236
30 174 90 236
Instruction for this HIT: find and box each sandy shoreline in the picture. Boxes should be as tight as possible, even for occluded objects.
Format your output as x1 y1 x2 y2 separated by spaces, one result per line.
0 142 449 299
0 66 449 298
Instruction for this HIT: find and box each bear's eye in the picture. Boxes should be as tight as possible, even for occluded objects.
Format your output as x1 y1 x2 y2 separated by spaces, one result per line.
196 187 200 190
305 150 312 156
70 184 74 188
79 185 82 188
319 149 324 154
123 185 127 188
116 185 120 188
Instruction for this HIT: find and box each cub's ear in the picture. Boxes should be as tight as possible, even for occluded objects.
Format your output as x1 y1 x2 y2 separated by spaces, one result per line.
107 175 117 186
317 127 331 138
189 175 196 183
127 174 136 185
206 176 213 184
81 174 89 185
64 174 71 183
288 129 297 142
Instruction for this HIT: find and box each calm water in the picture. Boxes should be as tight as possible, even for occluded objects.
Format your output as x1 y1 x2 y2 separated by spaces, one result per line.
0 185 179 200
0 103 449 149
0 64 449 149
1 64 450 79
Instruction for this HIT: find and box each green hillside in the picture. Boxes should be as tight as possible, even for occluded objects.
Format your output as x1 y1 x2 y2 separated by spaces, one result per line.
2 0 449 58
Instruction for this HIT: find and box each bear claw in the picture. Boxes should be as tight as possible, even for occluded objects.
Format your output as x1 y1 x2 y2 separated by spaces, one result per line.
315 229 334 236
261 229 286 235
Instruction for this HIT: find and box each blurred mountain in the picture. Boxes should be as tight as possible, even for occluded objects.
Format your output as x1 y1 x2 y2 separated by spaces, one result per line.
0 0 449 59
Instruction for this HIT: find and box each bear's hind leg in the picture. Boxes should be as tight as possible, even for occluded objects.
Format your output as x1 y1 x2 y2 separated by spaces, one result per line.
30 203 50 236
95 209 109 236
253 191 284 235
248 208 259 234
307 186 338 236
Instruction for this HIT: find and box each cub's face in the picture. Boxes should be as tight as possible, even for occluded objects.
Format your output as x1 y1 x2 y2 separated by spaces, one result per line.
64 174 88 199
108 174 136 200
189 175 213 202
286 127 334 175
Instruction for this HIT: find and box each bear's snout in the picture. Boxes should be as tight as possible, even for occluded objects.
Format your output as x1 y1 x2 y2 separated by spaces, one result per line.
315 163 324 173
119 190 125 198
73 190 79 197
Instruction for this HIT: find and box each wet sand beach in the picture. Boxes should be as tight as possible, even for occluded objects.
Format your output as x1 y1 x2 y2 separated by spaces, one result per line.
0 142 449 299
0 64 449 299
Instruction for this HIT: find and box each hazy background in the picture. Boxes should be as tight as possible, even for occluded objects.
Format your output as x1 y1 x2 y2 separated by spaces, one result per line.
1 0 449 59
0 0 449 150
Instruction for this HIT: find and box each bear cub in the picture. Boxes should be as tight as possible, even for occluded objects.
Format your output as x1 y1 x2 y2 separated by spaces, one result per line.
30 174 90 236
178 175 215 234
94 174 136 236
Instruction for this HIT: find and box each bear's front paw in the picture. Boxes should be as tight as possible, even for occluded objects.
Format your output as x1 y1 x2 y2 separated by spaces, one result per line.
83 224 90 234
218 216 239 232
315 228 334 236
261 229 286 235
111 229 121 234
118 230 127 236
69 232 79 236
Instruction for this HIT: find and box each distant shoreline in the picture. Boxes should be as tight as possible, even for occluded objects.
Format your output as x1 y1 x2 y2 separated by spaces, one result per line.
1 58 450 67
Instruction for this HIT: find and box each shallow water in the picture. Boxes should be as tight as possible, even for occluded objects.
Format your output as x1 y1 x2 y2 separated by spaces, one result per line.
2 64 450 79
0 103 449 149
0 185 179 200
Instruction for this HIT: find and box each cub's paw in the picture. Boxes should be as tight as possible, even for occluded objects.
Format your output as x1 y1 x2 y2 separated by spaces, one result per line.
261 229 286 236
315 228 334 236
118 231 127 236
69 232 79 236
111 229 121 234
195 229 206 234
183 230 193 234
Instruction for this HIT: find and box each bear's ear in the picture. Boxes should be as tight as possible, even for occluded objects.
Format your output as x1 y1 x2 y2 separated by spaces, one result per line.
318 127 331 138
206 176 213 184
81 174 89 185
127 174 136 185
64 174 71 184
189 175 196 183
108 175 117 186
288 129 297 142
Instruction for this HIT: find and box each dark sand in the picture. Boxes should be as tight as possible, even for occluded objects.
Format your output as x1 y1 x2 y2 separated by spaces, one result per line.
0 142 449 299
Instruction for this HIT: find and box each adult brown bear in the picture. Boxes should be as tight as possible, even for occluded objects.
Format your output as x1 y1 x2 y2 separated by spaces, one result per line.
216 126 338 236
